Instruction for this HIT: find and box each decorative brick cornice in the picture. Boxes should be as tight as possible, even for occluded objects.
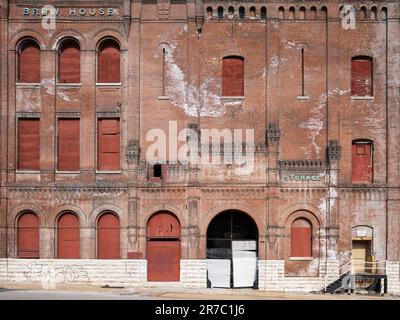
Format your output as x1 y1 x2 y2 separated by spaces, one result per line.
279 160 326 171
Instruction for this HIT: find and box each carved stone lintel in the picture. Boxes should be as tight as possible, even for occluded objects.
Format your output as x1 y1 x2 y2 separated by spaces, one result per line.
328 140 342 161
126 139 140 163
266 122 280 145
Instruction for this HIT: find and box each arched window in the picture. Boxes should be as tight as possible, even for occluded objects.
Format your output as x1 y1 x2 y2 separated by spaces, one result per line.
217 6 223 19
291 218 312 257
97 213 120 259
239 6 245 19
98 38 120 83
299 7 306 19
222 56 244 97
17 212 40 258
278 7 285 19
57 212 80 259
228 6 234 19
381 7 387 21
206 7 213 19
352 140 373 184
249 7 256 18
58 39 80 83
370 6 377 20
288 7 295 19
321 6 328 19
260 7 267 20
351 56 373 97
310 6 317 19
360 6 367 20
18 39 40 83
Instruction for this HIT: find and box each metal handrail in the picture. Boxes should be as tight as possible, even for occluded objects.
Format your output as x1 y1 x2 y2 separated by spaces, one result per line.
323 260 352 292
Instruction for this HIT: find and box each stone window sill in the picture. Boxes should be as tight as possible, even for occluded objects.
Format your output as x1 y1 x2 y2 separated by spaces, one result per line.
56 83 81 87
297 95 310 100
56 171 80 174
351 96 374 100
96 170 122 174
15 170 40 174
157 96 170 100
289 257 314 261
16 83 41 87
221 96 245 100
96 83 122 87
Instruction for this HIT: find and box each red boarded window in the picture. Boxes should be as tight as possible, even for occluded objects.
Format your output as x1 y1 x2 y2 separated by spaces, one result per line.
352 141 373 184
57 213 80 259
59 39 80 83
291 218 312 257
98 213 120 259
222 56 244 96
18 119 40 171
18 40 40 83
18 212 40 258
98 118 120 171
98 39 120 83
58 119 80 171
351 56 373 96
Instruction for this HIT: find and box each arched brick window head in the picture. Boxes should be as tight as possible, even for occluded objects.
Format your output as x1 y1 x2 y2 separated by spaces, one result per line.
58 213 80 259
97 213 120 259
18 40 40 83
98 39 120 83
18 212 40 258
351 56 373 97
291 218 312 257
352 140 373 184
58 39 80 83
222 56 244 97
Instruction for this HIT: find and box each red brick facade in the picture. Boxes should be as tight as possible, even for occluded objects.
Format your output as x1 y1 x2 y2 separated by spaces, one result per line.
0 0 400 289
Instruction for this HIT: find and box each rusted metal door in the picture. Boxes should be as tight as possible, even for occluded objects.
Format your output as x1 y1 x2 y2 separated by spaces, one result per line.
147 212 181 282
18 212 40 258
291 218 312 257
352 142 372 183
58 213 80 259
222 56 244 96
59 41 80 83
98 40 120 83
351 57 372 96
58 119 80 171
18 119 40 171
18 42 40 83
98 213 120 259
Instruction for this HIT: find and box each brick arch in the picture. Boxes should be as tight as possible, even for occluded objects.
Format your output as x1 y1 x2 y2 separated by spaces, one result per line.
88 203 124 228
142 204 185 227
50 30 87 51
10 203 47 228
279 202 324 228
200 204 264 237
52 204 87 228
11 30 47 50
90 29 127 51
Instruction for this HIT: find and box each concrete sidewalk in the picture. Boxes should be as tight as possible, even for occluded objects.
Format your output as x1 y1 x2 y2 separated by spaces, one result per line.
0 282 399 300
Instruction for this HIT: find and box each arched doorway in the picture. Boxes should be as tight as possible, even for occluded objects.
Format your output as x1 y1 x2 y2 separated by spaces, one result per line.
207 210 258 288
17 211 40 258
147 211 181 282
57 212 80 259
97 212 120 259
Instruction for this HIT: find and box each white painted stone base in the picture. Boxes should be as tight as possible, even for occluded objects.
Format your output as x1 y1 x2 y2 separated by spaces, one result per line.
258 260 340 293
180 259 207 288
386 261 400 295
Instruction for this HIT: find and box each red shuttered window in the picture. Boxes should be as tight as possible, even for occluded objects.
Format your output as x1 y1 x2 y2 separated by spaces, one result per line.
59 40 80 83
18 212 40 258
222 56 244 97
18 40 40 83
351 56 373 96
18 119 40 171
58 119 80 171
98 213 120 259
98 39 120 83
352 141 373 184
57 213 80 259
97 119 120 171
291 218 312 257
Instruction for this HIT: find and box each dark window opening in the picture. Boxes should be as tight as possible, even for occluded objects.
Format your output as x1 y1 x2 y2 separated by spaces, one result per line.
261 7 267 19
239 7 245 19
217 7 223 19
154 164 162 178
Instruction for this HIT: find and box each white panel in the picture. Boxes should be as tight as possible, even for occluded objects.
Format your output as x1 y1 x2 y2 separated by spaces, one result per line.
207 259 231 288
232 250 257 288
232 240 257 251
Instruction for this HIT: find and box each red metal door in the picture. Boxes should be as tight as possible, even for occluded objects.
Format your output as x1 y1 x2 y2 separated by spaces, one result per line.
59 41 80 83
352 143 372 183
18 42 40 83
98 213 120 259
58 119 80 171
58 213 80 259
147 212 181 282
98 40 120 83
351 58 372 96
291 218 312 257
18 212 39 258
